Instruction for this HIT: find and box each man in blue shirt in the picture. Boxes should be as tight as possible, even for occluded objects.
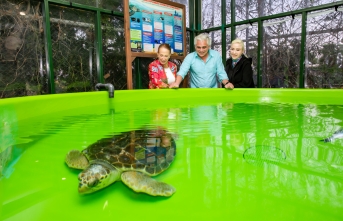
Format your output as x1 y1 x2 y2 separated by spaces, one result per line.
169 33 234 89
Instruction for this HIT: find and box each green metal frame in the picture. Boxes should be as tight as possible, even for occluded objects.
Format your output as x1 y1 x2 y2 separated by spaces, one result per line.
299 11 308 88
40 0 343 91
135 58 142 89
257 20 263 88
221 0 226 64
95 10 104 83
188 0 195 52
230 0 236 42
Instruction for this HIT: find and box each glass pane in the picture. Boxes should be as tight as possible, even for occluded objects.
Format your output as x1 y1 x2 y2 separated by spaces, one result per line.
235 24 258 87
262 17 302 88
56 0 123 12
186 31 190 54
311 0 343 6
305 8 343 88
263 0 326 18
101 15 127 90
49 5 96 93
235 0 260 22
208 30 223 88
101 0 123 12
236 0 343 22
0 0 47 98
202 0 222 29
208 30 222 54
170 0 189 28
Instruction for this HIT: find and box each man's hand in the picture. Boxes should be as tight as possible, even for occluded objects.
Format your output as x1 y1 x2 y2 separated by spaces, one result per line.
224 82 234 89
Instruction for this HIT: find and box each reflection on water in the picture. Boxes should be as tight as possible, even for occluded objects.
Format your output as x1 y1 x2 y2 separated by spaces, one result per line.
243 145 287 165
1 102 343 220
321 128 343 143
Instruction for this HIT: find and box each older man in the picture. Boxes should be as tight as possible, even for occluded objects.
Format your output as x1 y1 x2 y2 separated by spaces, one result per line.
169 33 234 89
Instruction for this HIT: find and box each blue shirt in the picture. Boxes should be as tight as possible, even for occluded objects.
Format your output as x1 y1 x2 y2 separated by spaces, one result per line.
177 49 228 88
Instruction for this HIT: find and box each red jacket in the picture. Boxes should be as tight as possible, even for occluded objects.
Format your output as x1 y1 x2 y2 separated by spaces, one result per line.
148 60 177 89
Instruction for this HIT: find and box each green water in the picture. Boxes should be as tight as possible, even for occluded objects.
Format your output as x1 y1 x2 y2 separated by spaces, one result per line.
1 102 343 220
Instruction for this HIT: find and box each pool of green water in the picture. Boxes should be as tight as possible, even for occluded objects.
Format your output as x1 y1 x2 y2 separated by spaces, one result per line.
1 89 343 220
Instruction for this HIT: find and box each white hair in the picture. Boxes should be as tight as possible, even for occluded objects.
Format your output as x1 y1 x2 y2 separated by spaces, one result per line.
194 33 211 47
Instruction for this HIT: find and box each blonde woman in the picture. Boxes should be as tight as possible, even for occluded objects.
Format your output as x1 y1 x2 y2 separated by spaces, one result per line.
225 38 255 88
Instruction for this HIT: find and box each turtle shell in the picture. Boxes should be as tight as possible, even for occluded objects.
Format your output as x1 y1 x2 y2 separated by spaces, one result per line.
82 129 176 176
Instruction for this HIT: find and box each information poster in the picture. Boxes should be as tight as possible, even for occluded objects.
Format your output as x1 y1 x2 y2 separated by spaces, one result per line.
129 0 184 55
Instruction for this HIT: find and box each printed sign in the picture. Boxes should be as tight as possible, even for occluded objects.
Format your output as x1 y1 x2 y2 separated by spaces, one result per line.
129 0 184 55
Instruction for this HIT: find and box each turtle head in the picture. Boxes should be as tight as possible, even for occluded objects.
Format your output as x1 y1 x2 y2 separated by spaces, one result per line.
78 160 120 194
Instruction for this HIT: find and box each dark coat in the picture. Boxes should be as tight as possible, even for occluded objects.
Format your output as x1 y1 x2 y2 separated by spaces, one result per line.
225 55 255 88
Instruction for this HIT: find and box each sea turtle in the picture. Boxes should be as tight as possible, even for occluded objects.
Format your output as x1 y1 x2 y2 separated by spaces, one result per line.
65 128 176 197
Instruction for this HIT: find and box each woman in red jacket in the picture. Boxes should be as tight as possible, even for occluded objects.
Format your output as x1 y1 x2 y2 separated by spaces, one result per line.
148 44 178 89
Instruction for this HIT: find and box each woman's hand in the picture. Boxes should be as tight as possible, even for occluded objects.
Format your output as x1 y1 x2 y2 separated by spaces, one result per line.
168 82 179 89
160 82 170 89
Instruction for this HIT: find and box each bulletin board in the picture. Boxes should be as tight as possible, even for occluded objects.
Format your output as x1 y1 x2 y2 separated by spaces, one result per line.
124 0 186 89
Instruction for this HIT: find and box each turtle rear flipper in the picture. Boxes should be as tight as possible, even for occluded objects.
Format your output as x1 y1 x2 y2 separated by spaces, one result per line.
121 171 175 197
65 150 89 169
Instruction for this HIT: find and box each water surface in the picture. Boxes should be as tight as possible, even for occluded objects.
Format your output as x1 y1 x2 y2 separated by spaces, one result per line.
1 102 343 220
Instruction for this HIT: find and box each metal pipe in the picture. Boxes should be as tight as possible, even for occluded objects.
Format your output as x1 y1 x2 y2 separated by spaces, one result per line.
95 83 114 98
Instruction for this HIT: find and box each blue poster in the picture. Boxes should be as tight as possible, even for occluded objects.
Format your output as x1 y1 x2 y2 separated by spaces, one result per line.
163 11 174 53
129 7 142 52
174 12 183 55
129 0 184 55
141 9 154 52
153 10 164 50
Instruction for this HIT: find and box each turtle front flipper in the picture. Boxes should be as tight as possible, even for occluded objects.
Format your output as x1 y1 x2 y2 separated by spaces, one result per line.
65 150 89 169
121 171 176 197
